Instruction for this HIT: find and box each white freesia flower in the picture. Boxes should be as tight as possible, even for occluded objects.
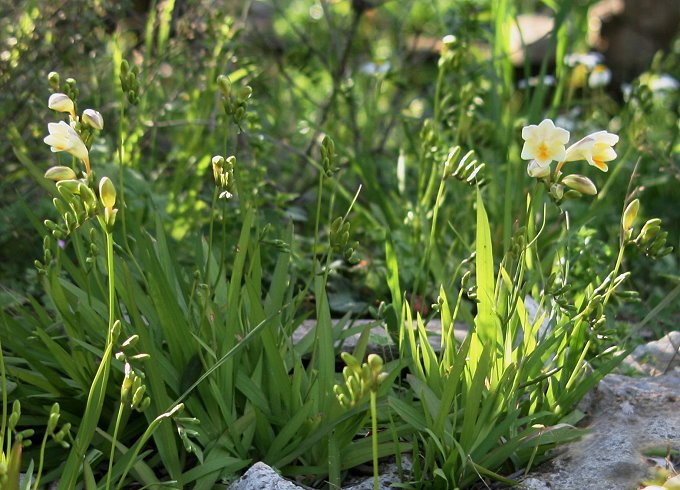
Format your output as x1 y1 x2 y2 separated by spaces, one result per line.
564 130 619 172
44 121 90 174
521 119 570 168
48 93 75 116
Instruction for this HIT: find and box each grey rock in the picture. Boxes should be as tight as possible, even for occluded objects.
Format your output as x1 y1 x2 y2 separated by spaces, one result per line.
623 330 680 376
227 462 306 490
343 455 413 490
518 369 680 489
294 318 467 358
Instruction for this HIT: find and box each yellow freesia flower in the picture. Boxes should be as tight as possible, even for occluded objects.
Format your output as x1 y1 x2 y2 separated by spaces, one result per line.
43 121 91 175
563 130 619 172
521 119 570 168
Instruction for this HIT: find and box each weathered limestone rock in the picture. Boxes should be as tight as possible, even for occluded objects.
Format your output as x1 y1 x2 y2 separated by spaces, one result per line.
623 331 680 376
520 369 680 489
227 462 306 490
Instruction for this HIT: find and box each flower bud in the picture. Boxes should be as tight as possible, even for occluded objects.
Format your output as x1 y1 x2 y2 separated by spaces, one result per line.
549 183 564 200
48 71 60 89
217 75 231 98
48 93 75 115
527 160 551 178
99 177 116 209
45 166 77 182
82 109 104 130
637 219 662 245
121 334 139 348
561 174 597 195
622 199 639 231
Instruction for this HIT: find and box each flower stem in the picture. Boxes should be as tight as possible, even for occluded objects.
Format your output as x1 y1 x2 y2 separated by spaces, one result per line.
370 390 379 490
106 402 126 490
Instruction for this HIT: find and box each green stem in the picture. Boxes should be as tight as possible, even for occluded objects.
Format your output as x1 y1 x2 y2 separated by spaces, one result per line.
370 391 379 490
0 336 6 454
57 227 116 490
106 402 126 490
602 242 626 307
32 430 50 490
114 405 183 490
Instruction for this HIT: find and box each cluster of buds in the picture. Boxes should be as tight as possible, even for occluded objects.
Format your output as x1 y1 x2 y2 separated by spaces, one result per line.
42 177 99 238
119 60 140 105
507 226 527 260
48 72 78 106
330 216 359 264
45 403 71 449
7 401 35 448
419 119 440 160
545 272 576 312
217 74 252 130
116 333 152 413
445 146 486 186
334 353 388 409
40 174 117 245
621 199 673 259
320 135 338 177
175 415 201 455
211 155 236 199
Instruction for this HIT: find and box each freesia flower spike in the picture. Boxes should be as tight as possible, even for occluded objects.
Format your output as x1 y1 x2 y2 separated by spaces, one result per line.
521 119 570 168
564 130 619 172
44 121 91 175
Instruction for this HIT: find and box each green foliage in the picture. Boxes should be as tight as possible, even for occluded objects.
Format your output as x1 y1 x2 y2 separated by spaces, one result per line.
1 0 678 488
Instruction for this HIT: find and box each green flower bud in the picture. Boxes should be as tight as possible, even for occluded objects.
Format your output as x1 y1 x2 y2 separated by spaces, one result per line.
237 85 252 100
637 219 662 245
121 334 139 348
563 190 582 200
48 71 60 89
136 397 151 412
549 183 564 200
367 354 383 373
56 179 82 197
99 177 116 209
622 199 639 231
132 385 146 407
217 75 231 98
